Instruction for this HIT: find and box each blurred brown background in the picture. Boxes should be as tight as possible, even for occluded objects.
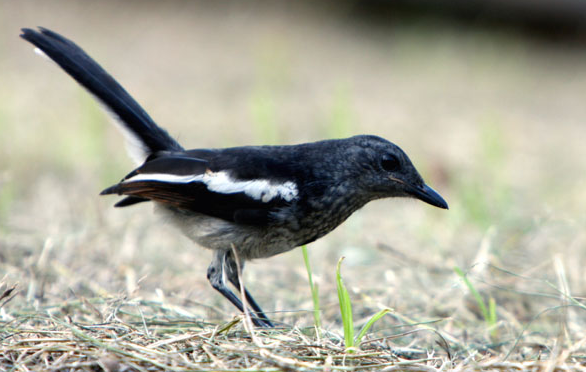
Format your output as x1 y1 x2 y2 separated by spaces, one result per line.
1 0 586 343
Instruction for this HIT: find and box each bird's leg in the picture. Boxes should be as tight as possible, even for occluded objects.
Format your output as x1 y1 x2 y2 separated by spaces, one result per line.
206 250 272 327
224 252 274 328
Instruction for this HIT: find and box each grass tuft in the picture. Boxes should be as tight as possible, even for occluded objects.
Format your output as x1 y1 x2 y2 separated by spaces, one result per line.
302 245 322 332
454 266 498 336
336 257 393 353
336 256 356 352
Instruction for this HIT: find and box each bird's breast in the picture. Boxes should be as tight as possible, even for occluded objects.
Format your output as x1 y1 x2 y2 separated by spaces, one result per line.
287 182 371 246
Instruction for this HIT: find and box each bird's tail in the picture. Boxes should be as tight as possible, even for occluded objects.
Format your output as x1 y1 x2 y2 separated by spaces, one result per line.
20 27 183 164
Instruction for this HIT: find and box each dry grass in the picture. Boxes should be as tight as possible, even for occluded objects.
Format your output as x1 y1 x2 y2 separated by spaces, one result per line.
2 1 586 370
2 300 586 371
2 295 585 371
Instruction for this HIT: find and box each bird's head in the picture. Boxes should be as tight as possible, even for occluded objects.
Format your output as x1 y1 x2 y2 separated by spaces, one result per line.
344 135 448 210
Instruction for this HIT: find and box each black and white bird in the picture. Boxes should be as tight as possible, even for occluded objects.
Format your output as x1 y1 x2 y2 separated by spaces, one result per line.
21 27 448 327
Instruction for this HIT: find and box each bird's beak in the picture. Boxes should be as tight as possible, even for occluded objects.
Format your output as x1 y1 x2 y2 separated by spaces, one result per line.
408 183 449 210
390 176 448 209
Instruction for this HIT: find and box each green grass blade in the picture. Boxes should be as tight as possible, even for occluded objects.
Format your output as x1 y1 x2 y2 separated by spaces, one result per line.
454 266 490 322
488 297 497 326
336 257 355 351
301 245 321 330
355 308 393 345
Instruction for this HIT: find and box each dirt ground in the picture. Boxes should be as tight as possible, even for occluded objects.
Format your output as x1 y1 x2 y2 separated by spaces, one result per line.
1 1 586 370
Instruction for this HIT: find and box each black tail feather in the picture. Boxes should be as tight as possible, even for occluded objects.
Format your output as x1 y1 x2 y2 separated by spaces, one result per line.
20 27 183 159
114 196 150 208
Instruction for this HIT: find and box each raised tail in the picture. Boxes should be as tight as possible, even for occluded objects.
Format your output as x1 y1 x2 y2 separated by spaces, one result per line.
20 27 183 164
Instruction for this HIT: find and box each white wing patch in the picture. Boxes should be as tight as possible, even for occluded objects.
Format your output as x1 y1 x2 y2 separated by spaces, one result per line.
125 171 298 203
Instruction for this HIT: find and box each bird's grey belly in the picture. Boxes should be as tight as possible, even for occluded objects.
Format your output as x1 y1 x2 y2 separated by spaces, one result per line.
155 204 301 260
154 190 367 260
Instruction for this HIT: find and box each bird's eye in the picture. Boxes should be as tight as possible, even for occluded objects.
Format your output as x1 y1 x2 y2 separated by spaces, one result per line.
381 154 400 172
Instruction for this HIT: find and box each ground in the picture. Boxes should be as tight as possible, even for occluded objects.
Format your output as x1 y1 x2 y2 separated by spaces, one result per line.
1 1 586 371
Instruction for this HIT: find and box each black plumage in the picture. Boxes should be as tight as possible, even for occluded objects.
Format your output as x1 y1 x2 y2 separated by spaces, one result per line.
21 27 448 328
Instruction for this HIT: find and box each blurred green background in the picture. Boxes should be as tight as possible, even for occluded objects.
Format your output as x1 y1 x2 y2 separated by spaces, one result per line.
1 0 586 346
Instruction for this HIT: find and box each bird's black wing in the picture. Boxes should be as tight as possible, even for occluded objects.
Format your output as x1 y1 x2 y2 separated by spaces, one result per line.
101 154 297 226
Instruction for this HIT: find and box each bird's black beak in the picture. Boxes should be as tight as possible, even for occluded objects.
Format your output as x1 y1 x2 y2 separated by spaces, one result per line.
407 183 449 210
389 176 449 209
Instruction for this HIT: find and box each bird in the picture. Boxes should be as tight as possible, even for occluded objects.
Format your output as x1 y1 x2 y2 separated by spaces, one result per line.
21 27 448 328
